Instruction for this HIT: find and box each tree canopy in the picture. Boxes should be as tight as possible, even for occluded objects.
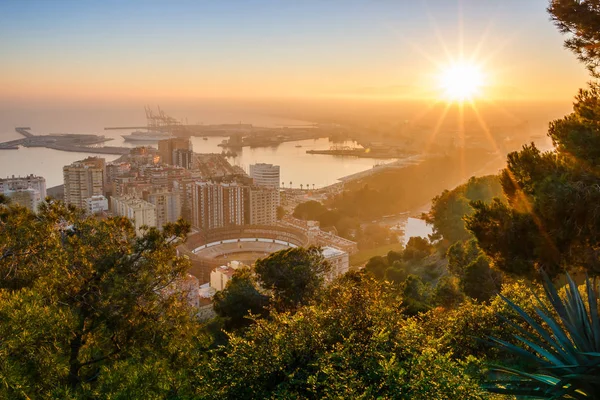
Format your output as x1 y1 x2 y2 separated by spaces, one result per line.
549 0 600 77
254 246 331 311
425 175 504 244
467 86 600 279
0 201 200 398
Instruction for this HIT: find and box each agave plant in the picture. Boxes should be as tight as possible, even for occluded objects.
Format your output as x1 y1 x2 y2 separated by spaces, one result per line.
486 273 600 399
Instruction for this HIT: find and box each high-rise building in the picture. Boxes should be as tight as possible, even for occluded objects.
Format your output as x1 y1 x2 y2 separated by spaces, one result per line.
191 182 245 230
110 196 156 236
4 189 43 211
63 157 105 209
192 182 223 231
173 148 193 169
222 183 245 226
0 174 47 212
158 138 191 165
249 163 280 189
106 162 131 185
0 174 47 197
248 186 280 225
173 179 196 223
145 190 181 229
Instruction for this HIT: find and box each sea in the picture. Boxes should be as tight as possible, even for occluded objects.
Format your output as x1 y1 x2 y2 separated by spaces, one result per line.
0 108 396 188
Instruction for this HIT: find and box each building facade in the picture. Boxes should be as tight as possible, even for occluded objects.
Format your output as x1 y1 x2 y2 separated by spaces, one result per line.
191 182 246 230
84 195 109 215
63 157 105 209
110 196 157 236
249 163 280 189
158 138 191 166
145 190 181 230
0 174 47 197
0 174 47 212
322 246 350 282
173 148 193 170
248 186 280 225
4 189 42 211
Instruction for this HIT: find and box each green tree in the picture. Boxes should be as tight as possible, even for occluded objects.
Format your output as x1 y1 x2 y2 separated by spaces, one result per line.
276 205 286 220
212 268 269 330
403 236 432 260
364 255 388 280
549 0 600 77
401 274 432 315
293 200 327 220
433 275 465 308
254 246 330 311
466 2 600 279
467 98 600 279
385 262 409 285
199 272 490 399
425 175 504 244
357 224 397 250
461 255 502 303
0 201 200 398
447 239 502 302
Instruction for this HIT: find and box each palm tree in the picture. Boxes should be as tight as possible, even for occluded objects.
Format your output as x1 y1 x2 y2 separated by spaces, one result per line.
281 181 285 189
289 181 292 189
312 184 315 190
306 183 309 191
300 184 303 191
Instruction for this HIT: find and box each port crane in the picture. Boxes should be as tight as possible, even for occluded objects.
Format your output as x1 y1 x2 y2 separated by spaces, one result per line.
105 106 182 133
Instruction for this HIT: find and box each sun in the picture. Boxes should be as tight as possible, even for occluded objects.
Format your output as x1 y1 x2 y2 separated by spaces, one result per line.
438 62 485 101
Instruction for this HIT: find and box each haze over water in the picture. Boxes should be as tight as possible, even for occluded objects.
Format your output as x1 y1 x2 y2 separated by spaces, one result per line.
0 108 394 187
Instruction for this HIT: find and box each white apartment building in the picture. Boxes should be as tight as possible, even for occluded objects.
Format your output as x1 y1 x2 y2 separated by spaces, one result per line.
110 196 156 236
0 174 46 198
322 246 350 282
0 174 47 212
84 195 109 215
145 191 181 230
249 163 280 189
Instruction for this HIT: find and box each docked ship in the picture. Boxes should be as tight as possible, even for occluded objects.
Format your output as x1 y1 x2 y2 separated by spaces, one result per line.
121 130 172 142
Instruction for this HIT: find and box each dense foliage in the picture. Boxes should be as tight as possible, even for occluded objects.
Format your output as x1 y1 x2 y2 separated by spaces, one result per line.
425 175 505 244
0 201 201 398
254 246 331 311
199 272 493 399
467 87 600 279
212 268 269 330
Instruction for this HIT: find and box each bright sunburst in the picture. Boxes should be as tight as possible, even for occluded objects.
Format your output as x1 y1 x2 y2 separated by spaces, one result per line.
439 62 485 101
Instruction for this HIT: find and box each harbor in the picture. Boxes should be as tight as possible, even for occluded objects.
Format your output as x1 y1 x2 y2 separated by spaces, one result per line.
0 128 130 155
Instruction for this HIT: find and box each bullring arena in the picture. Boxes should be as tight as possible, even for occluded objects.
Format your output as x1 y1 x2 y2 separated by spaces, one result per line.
179 224 310 283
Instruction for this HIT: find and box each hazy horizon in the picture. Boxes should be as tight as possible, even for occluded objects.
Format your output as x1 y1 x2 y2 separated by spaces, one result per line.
1 0 590 105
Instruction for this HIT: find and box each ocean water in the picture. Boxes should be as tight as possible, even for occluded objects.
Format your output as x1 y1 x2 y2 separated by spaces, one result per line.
0 108 396 187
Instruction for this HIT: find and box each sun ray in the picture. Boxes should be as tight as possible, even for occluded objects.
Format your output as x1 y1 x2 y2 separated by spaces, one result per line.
423 101 453 153
468 100 501 153
424 6 454 63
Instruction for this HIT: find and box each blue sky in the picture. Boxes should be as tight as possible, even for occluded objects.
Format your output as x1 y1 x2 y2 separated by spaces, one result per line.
0 0 590 102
